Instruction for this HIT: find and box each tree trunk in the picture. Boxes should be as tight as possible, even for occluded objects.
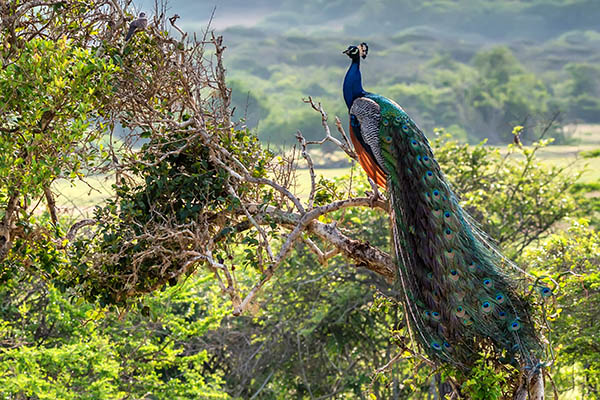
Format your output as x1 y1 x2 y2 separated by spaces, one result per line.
514 368 544 400
436 374 453 399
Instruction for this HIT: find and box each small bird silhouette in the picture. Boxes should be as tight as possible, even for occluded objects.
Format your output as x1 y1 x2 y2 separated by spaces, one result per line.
125 12 148 42
512 125 524 148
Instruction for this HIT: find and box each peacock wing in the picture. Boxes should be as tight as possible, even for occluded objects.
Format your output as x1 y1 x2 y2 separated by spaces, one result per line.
349 97 387 188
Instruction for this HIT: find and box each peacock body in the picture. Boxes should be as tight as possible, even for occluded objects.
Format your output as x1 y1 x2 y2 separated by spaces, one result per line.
342 43 546 369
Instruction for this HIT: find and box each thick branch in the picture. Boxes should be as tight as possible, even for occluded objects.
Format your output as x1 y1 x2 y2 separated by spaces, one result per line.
43 185 58 225
308 220 394 281
514 367 544 400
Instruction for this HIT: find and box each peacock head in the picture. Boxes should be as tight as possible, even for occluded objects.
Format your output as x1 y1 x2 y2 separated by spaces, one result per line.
343 42 368 61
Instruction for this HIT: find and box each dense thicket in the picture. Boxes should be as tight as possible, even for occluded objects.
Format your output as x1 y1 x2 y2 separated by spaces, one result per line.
0 1 599 399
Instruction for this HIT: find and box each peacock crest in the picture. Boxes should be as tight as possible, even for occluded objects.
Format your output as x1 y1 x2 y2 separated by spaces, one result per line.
358 42 368 58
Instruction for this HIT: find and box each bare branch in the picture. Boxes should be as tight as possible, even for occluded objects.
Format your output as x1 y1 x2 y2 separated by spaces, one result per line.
302 97 357 161
168 14 186 41
66 219 95 241
226 183 274 262
296 130 318 209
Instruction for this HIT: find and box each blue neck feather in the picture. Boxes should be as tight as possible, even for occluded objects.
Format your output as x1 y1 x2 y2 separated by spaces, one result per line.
343 59 365 109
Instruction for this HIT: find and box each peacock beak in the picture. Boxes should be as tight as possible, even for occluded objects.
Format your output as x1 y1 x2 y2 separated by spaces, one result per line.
342 49 350 55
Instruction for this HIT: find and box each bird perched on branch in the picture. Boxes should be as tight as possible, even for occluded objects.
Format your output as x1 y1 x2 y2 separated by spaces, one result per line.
125 12 148 42
342 43 550 373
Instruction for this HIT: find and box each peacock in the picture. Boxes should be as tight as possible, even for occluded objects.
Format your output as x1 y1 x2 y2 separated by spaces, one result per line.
342 43 550 377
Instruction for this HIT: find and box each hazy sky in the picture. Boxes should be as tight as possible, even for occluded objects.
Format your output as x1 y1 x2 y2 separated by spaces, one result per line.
130 0 266 32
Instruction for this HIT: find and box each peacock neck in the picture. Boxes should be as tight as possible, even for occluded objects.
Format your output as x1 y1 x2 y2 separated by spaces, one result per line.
343 59 365 110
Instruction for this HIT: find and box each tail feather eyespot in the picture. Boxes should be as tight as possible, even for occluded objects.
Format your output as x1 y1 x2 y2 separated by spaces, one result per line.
508 319 521 331
481 299 494 313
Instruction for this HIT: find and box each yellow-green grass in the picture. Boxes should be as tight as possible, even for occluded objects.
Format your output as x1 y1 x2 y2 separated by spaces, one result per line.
49 122 600 209
565 123 600 145
53 175 114 216
50 149 598 211
293 145 600 194
541 153 600 183
293 166 364 198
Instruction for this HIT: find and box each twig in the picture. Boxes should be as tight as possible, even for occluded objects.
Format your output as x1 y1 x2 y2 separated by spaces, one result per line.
303 97 356 160
296 130 318 209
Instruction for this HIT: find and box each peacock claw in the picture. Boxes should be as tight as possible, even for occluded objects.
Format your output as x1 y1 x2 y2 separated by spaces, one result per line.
365 190 381 208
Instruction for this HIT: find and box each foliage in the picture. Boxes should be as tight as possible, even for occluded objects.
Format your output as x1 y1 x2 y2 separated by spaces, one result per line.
452 355 512 400
0 1 239 397
570 182 600 229
432 132 581 258
0 270 230 399
525 220 600 398
0 37 115 194
0 35 117 272
67 125 270 305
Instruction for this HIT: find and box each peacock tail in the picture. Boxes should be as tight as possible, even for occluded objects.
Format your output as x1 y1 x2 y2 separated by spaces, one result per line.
342 43 548 369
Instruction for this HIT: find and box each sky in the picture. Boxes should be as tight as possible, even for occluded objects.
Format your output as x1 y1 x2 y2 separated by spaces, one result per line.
131 0 268 32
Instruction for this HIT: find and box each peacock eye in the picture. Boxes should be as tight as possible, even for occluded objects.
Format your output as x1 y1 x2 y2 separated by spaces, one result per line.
509 320 521 331
495 292 505 303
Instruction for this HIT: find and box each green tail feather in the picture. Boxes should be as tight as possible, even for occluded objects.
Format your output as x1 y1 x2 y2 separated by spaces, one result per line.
367 93 545 368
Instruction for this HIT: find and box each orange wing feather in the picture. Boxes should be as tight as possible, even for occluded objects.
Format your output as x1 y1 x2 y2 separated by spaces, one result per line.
349 124 387 188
